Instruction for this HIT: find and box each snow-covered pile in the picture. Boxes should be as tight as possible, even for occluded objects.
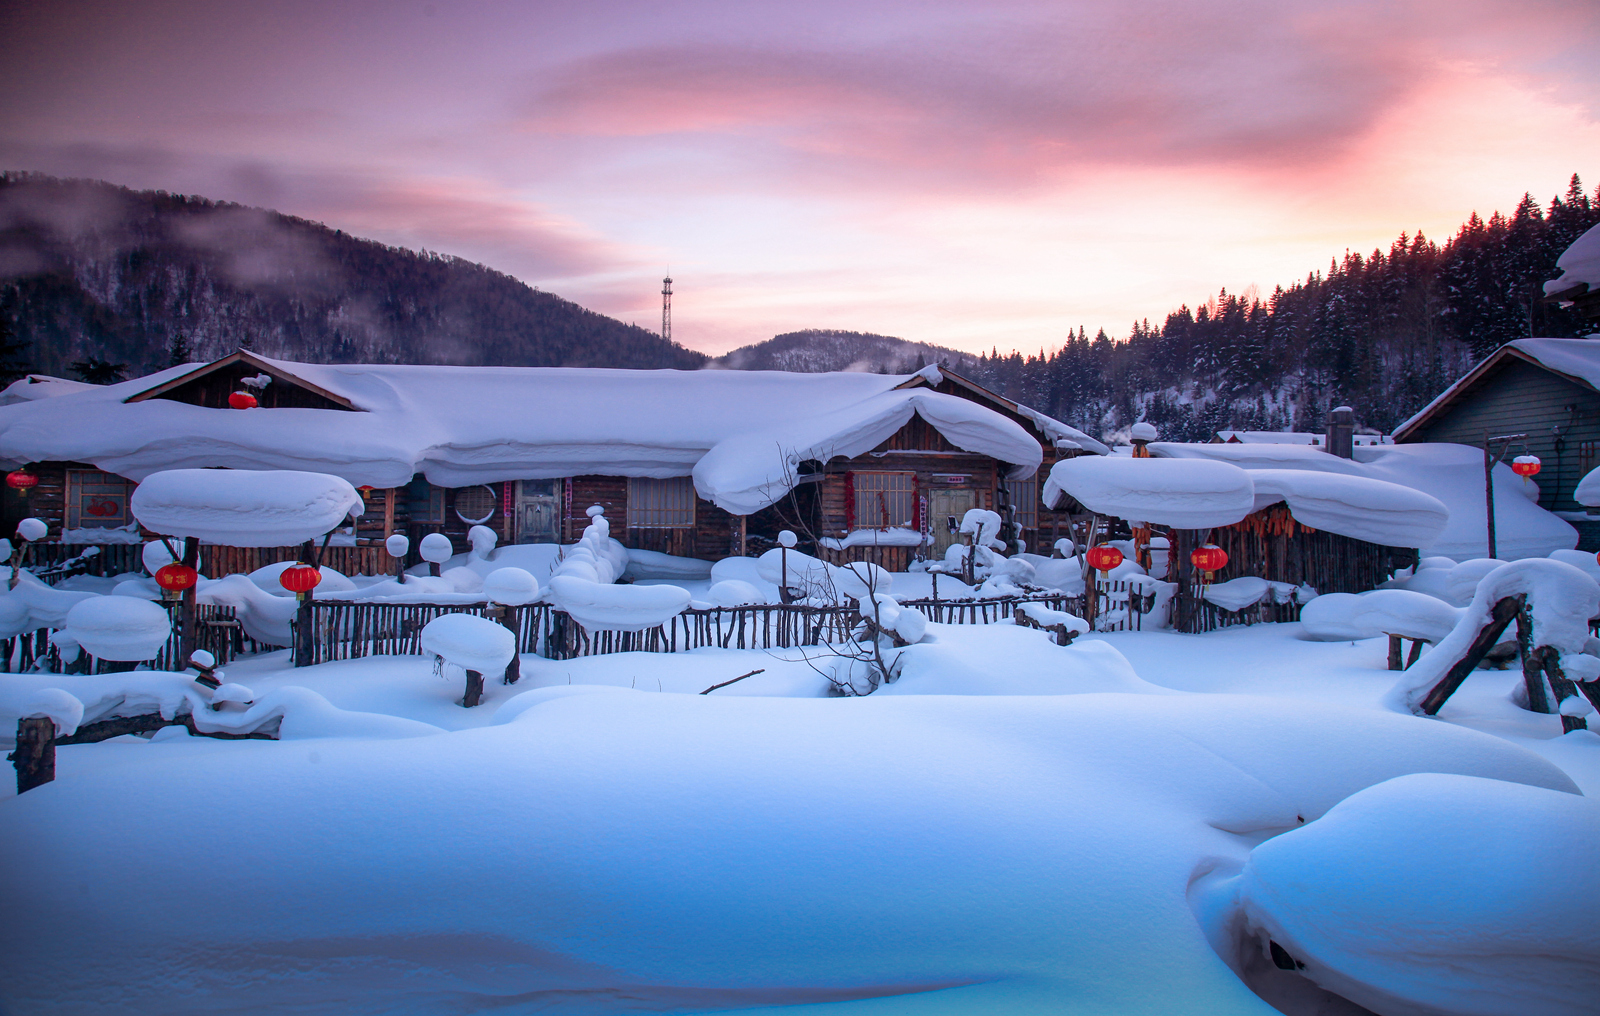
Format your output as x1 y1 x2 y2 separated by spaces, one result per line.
1389 558 1600 714
419 613 515 676
1300 589 1462 643
1544 221 1600 297
817 527 927 550
548 507 690 631
1237 772 1599 1016
1199 576 1301 613
130 469 364 546
1044 456 1255 528
52 596 171 662
0 570 97 637
481 567 541 606
1576 465 1600 508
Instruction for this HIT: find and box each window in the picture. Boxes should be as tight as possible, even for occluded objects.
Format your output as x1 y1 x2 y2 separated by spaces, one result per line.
627 477 696 528
851 471 916 529
1006 476 1040 531
65 470 133 530
407 478 445 524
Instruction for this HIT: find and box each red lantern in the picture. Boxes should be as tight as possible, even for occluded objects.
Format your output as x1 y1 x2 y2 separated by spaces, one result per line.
1190 544 1228 581
1085 544 1124 573
228 391 258 410
279 564 322 596
1511 455 1541 479
154 563 199 600
5 469 38 495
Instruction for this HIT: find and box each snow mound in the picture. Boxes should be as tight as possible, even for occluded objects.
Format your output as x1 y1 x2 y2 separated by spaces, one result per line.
58 596 172 662
549 576 692 631
1238 772 1599 1016
131 469 364 546
1300 589 1462 643
706 580 764 607
22 688 84 737
482 567 541 606
818 527 926 550
1201 576 1297 613
247 561 356 595
196 574 299 645
419 613 515 675
1044 456 1254 528
1576 465 1600 508
623 548 714 581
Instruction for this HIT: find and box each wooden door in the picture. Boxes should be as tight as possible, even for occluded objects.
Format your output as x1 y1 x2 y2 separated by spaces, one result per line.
516 480 562 543
928 487 975 558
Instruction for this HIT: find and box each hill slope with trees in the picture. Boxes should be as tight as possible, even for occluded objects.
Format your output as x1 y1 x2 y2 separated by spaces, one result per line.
0 173 707 378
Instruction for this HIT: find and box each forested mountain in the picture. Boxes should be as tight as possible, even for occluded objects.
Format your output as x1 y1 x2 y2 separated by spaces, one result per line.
0 173 707 378
713 329 977 374
964 176 1600 442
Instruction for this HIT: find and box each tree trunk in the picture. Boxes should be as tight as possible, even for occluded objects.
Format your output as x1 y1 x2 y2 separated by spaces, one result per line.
1420 595 1523 715
463 669 484 707
499 606 521 685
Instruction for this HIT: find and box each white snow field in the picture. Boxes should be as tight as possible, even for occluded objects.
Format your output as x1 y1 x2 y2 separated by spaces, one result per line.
2 585 1598 1014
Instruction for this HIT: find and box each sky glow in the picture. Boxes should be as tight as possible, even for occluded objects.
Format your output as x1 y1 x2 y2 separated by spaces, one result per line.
2 0 1598 357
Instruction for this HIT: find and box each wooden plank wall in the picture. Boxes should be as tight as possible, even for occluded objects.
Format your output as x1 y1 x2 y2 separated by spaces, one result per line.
1408 359 1600 513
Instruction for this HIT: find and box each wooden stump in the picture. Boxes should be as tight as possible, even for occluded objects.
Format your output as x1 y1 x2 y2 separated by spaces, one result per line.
463 669 484 708
498 606 521 685
11 716 56 794
1387 634 1403 671
293 596 314 668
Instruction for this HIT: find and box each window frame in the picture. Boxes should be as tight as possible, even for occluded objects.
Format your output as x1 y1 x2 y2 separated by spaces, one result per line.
627 476 697 529
65 469 135 530
1007 475 1040 531
849 471 918 530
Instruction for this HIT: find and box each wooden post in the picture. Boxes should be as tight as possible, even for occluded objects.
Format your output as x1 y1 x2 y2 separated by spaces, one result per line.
498 605 521 685
1420 595 1524 715
1405 638 1424 669
1387 634 1403 671
11 716 55 794
1483 431 1496 559
463 669 484 707
1515 608 1551 713
179 538 199 667
382 488 395 539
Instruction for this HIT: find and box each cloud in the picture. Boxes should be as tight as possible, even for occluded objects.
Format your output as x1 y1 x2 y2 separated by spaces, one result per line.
520 0 1598 193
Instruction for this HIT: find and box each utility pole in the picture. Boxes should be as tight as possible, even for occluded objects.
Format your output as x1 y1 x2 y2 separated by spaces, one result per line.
1483 430 1526 559
661 276 673 343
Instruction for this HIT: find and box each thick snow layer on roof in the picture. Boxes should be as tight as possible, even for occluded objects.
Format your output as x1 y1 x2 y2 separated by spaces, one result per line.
694 388 1041 515
0 359 1049 514
1043 456 1255 528
0 374 103 407
1155 440 1574 559
1544 221 1600 296
1245 469 1448 548
1238 772 1599 1016
1014 405 1111 455
131 469 364 546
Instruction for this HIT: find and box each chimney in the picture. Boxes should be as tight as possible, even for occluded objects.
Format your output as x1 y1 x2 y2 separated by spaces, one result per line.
1325 406 1354 459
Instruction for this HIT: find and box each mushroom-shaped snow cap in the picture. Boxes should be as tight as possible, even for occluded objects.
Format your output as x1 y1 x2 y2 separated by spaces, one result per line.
420 613 515 674
483 567 541 605
131 469 363 547
60 596 172 662
385 534 410 558
16 518 47 542
777 530 798 549
418 533 454 564
1130 422 1158 442
1044 456 1255 529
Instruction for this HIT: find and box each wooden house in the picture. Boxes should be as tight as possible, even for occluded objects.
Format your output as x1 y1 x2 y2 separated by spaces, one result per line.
1393 338 1600 549
0 352 1083 577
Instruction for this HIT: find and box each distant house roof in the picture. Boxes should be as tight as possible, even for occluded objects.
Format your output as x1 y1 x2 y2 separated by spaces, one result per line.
0 354 1053 516
1544 222 1600 320
1213 430 1389 447
1393 338 1600 441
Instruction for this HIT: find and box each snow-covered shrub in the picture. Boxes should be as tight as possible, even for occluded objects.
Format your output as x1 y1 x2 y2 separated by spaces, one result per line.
468 525 498 560
420 613 515 676
482 567 541 606
707 580 764 607
55 596 171 662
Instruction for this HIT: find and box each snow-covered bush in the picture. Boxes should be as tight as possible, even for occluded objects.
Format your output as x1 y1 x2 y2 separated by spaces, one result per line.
55 596 171 662
1300 589 1462 643
482 568 541 606
548 506 691 630
419 613 516 676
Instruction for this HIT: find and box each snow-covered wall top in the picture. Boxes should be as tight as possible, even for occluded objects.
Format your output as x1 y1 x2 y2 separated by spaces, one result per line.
0 359 1050 514
1543 221 1600 297
1042 456 1256 529
1154 441 1574 559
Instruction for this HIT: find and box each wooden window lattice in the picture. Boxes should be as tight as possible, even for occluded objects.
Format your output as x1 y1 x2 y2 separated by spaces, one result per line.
850 472 917 530
65 470 133 530
627 477 696 528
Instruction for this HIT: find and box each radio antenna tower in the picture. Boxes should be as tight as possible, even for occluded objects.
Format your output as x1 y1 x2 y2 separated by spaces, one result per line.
660 275 673 342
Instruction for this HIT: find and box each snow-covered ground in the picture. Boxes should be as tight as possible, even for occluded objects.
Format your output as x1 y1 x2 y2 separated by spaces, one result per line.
2 613 1596 1015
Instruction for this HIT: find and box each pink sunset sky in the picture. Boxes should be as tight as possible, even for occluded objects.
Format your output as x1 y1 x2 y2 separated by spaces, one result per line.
3 0 1598 357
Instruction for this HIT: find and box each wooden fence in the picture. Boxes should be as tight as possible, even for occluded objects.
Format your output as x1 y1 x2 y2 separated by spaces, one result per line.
301 591 1096 665
27 542 392 586
4 602 251 674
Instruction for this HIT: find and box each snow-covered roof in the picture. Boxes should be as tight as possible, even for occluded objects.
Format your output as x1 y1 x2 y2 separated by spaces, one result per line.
1154 441 1573 559
1214 430 1388 447
1393 338 1600 439
1544 221 1600 299
1042 456 1256 529
0 357 1047 516
892 365 1111 456
1243 469 1448 549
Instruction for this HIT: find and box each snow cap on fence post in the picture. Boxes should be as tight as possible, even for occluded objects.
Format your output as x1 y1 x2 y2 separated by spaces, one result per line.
483 567 541 606
16 518 46 542
419 533 454 564
385 534 410 559
778 530 797 549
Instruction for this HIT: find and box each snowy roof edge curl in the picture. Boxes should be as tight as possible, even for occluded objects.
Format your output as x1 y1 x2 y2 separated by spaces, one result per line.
1393 338 1600 440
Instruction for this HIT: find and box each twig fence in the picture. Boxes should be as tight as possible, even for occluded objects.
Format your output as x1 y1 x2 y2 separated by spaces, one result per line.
297 588 1148 665
4 603 256 675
